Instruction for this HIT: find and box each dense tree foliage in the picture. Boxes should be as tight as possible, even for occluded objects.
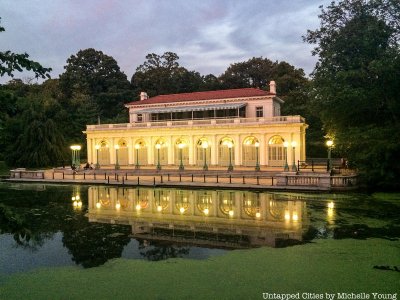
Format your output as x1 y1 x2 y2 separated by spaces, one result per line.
1 82 68 167
59 48 132 120
0 18 52 79
131 52 223 97
305 0 400 189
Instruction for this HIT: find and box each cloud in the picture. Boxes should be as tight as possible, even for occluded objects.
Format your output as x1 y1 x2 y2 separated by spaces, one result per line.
0 0 329 83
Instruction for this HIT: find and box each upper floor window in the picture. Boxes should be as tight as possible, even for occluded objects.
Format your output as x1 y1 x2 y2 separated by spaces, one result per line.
137 114 143 122
256 106 264 118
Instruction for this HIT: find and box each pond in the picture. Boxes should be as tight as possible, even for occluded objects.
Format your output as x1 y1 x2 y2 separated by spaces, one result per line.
0 182 399 276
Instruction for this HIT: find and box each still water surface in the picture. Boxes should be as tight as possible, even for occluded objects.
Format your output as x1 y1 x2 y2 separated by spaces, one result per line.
0 182 399 275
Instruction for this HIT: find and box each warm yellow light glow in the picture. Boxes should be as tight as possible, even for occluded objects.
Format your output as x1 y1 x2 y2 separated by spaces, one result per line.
178 142 186 149
73 201 77 207
75 195 80 200
202 141 209 149
72 196 76 201
228 210 234 217
326 140 334 147
227 141 233 149
254 142 260 148
77 201 82 208
255 212 261 218
157 205 162 212
114 145 120 150
284 211 290 221
291 141 297 148
115 202 121 209
135 204 141 211
328 201 335 209
292 212 299 221
70 145 81 150
96 202 101 209
203 208 209 215
179 207 185 214
283 141 289 148
135 144 140 150
155 143 161 149
95 145 100 150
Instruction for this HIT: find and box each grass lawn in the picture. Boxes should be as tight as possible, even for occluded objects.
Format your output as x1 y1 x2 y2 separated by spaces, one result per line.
0 238 399 300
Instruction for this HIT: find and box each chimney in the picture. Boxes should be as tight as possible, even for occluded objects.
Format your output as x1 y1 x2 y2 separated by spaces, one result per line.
140 91 148 101
269 81 276 94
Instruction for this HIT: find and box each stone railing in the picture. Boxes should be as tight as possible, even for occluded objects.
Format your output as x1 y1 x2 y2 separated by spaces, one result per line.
86 115 305 131
10 168 45 179
275 172 358 191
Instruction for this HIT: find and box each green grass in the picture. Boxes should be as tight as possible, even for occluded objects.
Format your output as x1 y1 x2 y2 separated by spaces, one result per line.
0 239 399 300
0 161 9 176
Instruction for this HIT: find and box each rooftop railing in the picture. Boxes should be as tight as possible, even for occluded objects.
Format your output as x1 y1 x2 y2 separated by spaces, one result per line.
86 115 305 131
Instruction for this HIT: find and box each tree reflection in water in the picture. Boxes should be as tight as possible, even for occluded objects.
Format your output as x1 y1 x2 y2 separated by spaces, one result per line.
0 185 132 268
137 239 190 261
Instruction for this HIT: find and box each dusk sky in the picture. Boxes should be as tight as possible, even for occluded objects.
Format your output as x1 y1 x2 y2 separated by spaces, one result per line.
1 0 330 83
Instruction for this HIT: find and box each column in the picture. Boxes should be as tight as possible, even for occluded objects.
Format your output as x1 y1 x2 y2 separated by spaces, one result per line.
87 138 93 164
234 134 240 166
168 136 174 165
148 137 154 165
259 134 266 166
110 138 116 165
189 135 194 165
128 137 134 165
211 135 217 165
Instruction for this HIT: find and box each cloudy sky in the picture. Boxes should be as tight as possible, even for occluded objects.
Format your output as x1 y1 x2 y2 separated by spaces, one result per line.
1 0 330 83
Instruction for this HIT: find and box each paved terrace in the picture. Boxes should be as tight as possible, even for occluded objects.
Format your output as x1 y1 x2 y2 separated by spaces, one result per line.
8 165 357 191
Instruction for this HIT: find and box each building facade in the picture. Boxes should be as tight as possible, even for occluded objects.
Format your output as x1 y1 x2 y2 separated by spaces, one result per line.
85 81 307 169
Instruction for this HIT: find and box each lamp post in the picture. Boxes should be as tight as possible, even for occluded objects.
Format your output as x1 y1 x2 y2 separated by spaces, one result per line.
155 144 161 170
114 144 120 170
95 145 100 169
254 141 260 171
202 141 208 171
326 140 334 172
70 145 81 169
291 141 297 172
227 141 233 172
135 144 140 169
283 141 289 171
178 142 185 171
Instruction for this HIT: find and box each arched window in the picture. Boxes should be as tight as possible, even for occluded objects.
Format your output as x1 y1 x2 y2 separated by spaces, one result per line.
242 136 259 166
268 135 285 166
98 140 110 165
134 139 148 166
196 138 211 167
117 139 128 166
218 137 234 166
174 138 189 166
154 138 168 166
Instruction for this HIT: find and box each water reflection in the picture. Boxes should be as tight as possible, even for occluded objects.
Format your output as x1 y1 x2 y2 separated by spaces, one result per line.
87 186 307 249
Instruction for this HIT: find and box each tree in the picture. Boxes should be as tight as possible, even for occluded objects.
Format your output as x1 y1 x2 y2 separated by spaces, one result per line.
132 52 217 97
59 48 132 120
0 18 51 79
219 57 306 96
305 0 400 189
4 97 68 168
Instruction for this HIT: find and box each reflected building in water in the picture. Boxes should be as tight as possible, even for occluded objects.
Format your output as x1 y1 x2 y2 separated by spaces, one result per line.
87 187 308 249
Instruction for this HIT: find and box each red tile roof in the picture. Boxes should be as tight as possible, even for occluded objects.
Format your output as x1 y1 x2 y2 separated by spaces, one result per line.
127 88 274 106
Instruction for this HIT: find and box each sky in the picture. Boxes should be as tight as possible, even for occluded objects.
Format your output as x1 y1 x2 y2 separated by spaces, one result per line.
0 0 331 84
